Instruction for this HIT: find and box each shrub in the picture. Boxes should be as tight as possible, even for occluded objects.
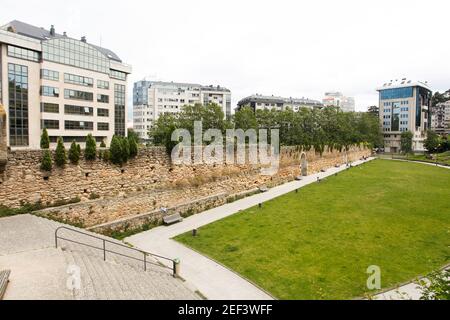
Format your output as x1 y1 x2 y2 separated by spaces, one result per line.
40 128 50 149
110 135 122 164
103 149 111 162
55 137 66 167
68 141 80 164
41 150 52 171
84 134 97 160
129 135 138 158
121 137 130 163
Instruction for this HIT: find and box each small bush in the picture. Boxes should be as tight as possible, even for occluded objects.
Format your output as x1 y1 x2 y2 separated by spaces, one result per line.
129 136 138 158
103 149 111 162
68 141 80 164
110 135 122 164
84 134 97 160
40 128 50 149
55 137 66 167
121 137 130 163
41 150 52 171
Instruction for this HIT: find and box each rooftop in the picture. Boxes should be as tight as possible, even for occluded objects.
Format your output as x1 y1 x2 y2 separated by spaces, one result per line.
377 78 432 91
1 20 122 62
238 94 322 106
136 80 231 92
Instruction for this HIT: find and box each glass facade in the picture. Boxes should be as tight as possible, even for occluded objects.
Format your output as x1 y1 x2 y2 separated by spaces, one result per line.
65 120 94 130
380 87 413 100
64 73 93 87
7 45 40 62
41 102 59 113
110 70 127 81
42 38 110 74
97 94 109 103
41 69 59 81
8 63 29 146
64 105 93 116
391 102 400 131
41 86 60 97
97 122 109 131
97 80 110 90
114 84 126 136
64 89 93 101
41 119 59 129
97 108 109 117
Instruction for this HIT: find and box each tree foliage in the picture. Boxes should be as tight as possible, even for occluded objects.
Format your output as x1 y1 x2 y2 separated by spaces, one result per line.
40 150 52 172
68 141 80 164
84 134 97 160
55 137 66 167
400 131 413 154
40 128 50 149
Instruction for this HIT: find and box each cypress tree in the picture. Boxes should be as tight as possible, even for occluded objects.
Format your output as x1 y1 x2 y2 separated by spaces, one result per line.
110 135 122 165
128 136 138 158
121 137 130 163
55 137 66 167
84 134 97 160
68 140 80 164
41 150 52 171
40 128 50 149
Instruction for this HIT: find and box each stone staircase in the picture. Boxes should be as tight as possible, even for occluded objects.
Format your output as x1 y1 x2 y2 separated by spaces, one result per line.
0 214 200 300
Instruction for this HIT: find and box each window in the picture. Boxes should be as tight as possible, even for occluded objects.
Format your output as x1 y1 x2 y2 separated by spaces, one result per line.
65 120 93 130
64 105 93 116
41 119 59 129
41 103 59 113
7 45 40 62
97 108 109 117
380 87 413 100
64 89 93 101
41 86 60 97
42 38 109 74
97 80 109 90
41 69 59 81
97 94 109 103
97 122 109 131
64 73 93 87
114 84 126 136
110 69 126 81
8 63 29 146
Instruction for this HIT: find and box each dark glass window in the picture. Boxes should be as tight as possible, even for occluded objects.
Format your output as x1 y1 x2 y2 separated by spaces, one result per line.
97 108 109 117
41 86 60 97
64 73 93 87
97 80 110 90
114 84 126 136
97 122 109 131
41 119 59 129
97 94 109 103
65 120 94 130
7 45 40 62
64 105 93 116
64 89 93 101
41 103 59 113
8 63 29 146
380 87 413 100
49 136 105 143
41 69 59 81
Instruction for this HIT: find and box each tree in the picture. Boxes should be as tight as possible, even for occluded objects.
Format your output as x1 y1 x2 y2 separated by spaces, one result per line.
424 131 440 153
110 135 123 165
400 131 413 154
129 135 138 158
419 269 450 300
40 128 50 149
68 141 80 164
367 105 379 117
55 137 66 167
234 106 257 131
121 136 130 163
40 150 52 171
84 134 97 160
127 128 140 144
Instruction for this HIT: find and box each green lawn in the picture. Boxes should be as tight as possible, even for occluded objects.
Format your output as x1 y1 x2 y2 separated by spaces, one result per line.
175 160 450 299
408 151 450 166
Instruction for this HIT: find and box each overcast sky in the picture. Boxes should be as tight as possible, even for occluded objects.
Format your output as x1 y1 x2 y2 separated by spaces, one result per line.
2 0 450 118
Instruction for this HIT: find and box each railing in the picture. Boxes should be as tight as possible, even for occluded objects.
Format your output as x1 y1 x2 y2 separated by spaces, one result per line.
55 227 179 277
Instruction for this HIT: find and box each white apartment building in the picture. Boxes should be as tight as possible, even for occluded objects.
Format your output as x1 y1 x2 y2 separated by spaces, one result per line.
0 20 131 149
322 92 355 112
133 81 231 140
236 94 322 112
431 101 450 135
377 79 432 153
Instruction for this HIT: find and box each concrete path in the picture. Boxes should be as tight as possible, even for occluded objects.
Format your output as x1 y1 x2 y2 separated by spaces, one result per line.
127 157 375 300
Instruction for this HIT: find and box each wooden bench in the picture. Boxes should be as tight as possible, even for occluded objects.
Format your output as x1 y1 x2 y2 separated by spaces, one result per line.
163 213 183 225
0 269 11 300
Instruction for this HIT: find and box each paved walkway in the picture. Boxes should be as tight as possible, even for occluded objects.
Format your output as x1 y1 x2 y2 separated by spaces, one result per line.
126 157 375 300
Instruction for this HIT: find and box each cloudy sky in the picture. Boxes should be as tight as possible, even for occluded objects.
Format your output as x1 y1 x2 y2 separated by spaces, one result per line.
2 0 449 117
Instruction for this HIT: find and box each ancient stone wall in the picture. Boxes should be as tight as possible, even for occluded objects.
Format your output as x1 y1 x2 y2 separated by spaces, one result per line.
0 145 371 229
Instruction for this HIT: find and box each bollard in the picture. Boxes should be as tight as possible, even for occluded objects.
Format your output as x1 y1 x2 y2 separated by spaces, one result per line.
295 189 298 193
173 258 181 278
192 229 198 237
258 203 262 209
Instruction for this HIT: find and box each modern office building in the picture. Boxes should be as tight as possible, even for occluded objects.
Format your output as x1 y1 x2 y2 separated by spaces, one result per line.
322 92 355 112
236 94 322 112
0 20 132 149
133 81 231 140
431 101 450 135
377 79 432 153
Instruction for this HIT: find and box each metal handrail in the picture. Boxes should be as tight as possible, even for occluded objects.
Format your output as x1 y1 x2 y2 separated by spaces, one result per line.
55 226 179 277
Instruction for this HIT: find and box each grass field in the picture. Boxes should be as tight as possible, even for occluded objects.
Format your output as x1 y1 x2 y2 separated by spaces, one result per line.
175 160 450 299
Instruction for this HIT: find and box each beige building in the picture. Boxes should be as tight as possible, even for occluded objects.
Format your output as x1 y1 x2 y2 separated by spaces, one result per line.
377 79 432 153
0 20 132 149
431 101 450 135
133 81 231 140
322 92 355 112
236 94 322 112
